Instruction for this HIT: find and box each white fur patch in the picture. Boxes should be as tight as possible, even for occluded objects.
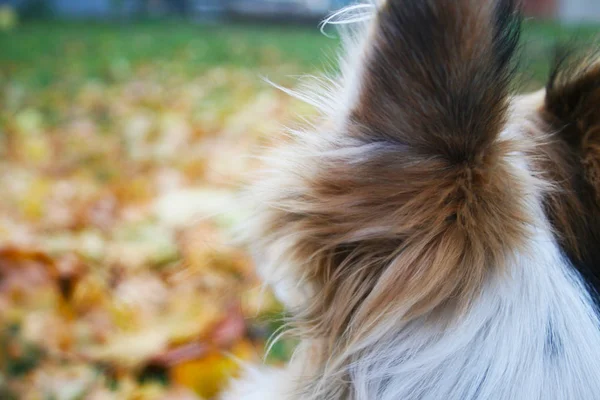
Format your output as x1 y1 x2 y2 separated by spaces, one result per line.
230 205 600 399
221 366 292 400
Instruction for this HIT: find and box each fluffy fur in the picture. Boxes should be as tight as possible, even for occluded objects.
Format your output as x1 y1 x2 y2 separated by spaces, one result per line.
224 1 600 399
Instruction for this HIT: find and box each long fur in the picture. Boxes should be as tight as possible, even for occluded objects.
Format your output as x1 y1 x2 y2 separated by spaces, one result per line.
225 1 600 399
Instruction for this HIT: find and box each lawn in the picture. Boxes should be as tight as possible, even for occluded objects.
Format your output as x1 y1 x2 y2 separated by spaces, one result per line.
2 20 599 85
1 19 599 400
0 21 336 85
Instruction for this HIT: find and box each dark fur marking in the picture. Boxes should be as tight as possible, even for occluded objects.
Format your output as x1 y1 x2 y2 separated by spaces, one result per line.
545 322 563 359
542 47 600 306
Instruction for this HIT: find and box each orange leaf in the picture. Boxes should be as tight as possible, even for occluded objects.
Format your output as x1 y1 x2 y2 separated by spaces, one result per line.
0 247 58 297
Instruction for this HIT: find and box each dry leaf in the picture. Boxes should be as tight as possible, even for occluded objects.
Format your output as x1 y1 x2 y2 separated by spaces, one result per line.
1 43 297 398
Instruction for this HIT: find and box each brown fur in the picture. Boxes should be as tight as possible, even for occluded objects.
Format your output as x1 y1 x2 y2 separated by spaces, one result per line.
243 1 530 396
537 50 600 298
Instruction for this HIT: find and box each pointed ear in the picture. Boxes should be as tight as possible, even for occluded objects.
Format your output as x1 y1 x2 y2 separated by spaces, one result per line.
247 0 527 328
540 48 600 290
352 0 521 162
543 47 600 206
545 47 600 165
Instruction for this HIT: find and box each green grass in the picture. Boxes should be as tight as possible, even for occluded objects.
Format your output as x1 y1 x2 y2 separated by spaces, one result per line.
1 19 599 89
0 20 338 88
0 19 599 107
518 21 600 89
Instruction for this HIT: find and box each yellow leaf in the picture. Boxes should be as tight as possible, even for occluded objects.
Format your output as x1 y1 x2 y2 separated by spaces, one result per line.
170 341 254 399
71 275 109 314
17 134 53 164
21 178 51 220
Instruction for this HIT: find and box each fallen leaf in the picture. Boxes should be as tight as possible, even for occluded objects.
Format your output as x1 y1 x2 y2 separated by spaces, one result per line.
170 340 255 399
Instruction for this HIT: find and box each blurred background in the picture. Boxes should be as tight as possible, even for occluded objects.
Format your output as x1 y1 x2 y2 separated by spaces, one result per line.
0 1 599 399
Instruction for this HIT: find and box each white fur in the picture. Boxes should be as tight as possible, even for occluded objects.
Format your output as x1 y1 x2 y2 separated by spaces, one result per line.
222 367 294 400
342 204 600 399
230 153 600 399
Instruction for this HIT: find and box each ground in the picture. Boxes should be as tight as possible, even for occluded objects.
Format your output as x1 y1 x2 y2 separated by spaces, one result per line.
0 18 598 400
